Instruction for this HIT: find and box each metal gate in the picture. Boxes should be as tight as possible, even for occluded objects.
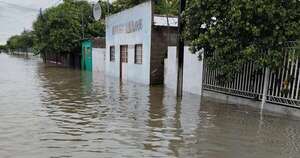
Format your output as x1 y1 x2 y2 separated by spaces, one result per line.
81 40 93 71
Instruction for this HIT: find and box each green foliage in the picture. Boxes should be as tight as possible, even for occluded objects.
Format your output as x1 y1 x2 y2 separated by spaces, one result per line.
111 0 148 13
110 0 178 15
185 0 300 81
6 30 34 52
154 0 178 15
33 0 104 55
5 0 178 56
0 45 7 52
98 0 111 17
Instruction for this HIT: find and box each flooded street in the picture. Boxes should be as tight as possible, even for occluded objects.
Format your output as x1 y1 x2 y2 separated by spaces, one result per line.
0 53 300 158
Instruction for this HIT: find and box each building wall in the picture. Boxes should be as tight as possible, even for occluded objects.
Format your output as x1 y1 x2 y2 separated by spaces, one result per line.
164 46 204 95
150 26 178 85
105 1 152 85
92 48 106 75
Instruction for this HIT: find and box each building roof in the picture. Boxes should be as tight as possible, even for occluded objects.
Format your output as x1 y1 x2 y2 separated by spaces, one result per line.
153 15 178 27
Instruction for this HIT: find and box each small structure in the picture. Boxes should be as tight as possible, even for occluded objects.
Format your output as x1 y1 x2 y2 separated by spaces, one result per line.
81 39 93 71
105 1 178 85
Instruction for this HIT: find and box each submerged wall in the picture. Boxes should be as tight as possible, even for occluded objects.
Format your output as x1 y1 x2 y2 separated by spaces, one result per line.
92 48 106 76
164 46 204 95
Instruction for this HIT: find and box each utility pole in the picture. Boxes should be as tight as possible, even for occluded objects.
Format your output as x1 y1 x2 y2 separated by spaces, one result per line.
107 0 110 14
81 11 85 39
176 0 186 98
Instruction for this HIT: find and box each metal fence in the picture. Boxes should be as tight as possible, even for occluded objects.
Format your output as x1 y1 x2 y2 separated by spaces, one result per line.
203 42 300 108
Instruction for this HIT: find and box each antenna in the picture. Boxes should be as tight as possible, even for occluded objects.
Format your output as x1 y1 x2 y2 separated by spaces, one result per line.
93 2 102 21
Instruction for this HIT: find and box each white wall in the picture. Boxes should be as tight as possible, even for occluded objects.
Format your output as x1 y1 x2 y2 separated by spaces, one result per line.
105 1 152 84
92 48 106 76
164 46 203 95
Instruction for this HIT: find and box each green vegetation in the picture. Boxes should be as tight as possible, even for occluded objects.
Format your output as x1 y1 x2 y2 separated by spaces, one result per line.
32 0 104 56
6 30 34 52
0 45 7 53
111 0 147 13
154 0 178 15
3 0 178 57
185 0 300 81
111 0 178 15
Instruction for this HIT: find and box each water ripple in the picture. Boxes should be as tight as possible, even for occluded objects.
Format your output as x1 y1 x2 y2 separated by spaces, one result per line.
1 54 300 158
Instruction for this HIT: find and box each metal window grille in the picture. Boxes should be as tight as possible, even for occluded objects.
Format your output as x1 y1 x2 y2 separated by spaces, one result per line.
121 45 128 63
135 44 143 64
110 46 115 62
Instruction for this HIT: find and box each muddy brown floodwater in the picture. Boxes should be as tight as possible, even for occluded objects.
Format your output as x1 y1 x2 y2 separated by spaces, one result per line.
0 53 300 158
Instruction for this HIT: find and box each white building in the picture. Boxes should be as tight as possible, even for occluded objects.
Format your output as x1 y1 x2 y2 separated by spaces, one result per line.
105 1 178 85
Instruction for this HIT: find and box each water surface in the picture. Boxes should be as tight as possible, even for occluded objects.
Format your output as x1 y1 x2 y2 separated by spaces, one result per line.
0 53 300 158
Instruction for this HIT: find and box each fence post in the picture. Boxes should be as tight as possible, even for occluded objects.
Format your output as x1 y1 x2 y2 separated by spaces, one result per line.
261 67 270 109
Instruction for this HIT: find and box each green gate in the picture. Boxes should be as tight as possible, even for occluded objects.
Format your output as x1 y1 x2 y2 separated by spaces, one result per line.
81 39 92 71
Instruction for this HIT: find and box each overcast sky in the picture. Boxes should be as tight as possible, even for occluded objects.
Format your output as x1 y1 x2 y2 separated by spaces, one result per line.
0 0 105 45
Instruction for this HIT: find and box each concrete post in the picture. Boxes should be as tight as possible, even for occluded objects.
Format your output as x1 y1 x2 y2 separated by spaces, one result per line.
107 0 110 14
261 67 270 109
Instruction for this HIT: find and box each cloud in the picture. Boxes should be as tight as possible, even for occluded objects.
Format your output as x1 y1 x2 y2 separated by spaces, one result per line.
0 0 114 44
0 0 57 44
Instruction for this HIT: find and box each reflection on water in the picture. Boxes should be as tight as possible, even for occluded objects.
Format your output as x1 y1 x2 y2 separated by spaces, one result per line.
0 53 300 158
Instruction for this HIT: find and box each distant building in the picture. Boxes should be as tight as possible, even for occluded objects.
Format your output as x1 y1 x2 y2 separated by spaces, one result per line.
105 1 178 85
81 37 106 73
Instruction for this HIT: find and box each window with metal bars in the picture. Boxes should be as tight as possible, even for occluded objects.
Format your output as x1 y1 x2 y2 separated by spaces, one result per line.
135 44 143 64
120 45 128 63
110 46 115 62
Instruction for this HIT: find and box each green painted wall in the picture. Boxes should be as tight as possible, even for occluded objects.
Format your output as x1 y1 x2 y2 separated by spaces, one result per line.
81 40 92 71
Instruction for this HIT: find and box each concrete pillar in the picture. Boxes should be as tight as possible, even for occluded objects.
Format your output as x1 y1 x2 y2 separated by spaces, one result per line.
261 67 270 109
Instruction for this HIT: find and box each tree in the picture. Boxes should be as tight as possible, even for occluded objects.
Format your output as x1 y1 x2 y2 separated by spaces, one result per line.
33 0 104 55
6 30 34 52
110 0 178 15
155 0 178 15
111 0 148 13
184 0 300 82
0 45 7 53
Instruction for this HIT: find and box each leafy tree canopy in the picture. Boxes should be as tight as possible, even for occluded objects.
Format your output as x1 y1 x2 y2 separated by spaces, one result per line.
33 0 104 55
5 0 178 56
110 0 178 15
0 45 7 52
6 30 34 52
155 0 178 15
111 0 148 13
185 0 300 81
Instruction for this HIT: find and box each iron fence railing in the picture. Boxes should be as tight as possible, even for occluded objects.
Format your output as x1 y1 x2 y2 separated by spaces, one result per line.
203 42 300 108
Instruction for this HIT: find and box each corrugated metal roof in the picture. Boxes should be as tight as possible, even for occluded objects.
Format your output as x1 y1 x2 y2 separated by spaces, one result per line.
153 16 178 27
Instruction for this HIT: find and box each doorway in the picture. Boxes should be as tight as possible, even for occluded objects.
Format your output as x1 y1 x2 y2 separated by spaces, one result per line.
120 45 128 80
